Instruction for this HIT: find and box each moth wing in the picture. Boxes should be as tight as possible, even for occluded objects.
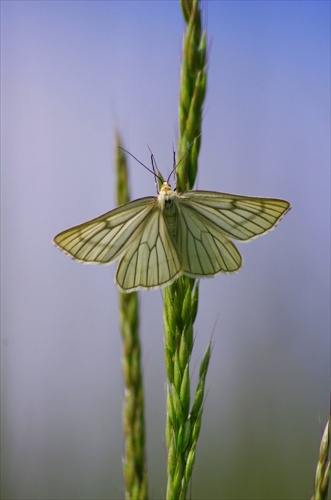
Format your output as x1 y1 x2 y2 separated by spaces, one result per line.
175 198 242 276
180 191 290 241
53 197 157 263
116 207 181 292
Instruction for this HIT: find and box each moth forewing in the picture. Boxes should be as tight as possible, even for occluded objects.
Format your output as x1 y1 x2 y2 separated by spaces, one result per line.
53 196 157 264
178 191 290 242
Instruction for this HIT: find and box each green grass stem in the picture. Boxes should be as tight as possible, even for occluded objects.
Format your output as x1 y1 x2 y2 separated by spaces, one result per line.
115 133 148 500
311 418 330 500
164 1 209 498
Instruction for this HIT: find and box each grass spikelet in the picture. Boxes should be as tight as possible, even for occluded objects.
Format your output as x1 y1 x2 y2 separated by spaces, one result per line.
164 1 209 498
311 418 330 500
115 132 148 499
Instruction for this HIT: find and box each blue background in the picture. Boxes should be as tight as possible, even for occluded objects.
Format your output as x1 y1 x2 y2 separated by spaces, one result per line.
1 1 330 498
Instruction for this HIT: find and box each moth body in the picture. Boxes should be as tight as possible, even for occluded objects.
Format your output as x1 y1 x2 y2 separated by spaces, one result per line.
158 182 178 239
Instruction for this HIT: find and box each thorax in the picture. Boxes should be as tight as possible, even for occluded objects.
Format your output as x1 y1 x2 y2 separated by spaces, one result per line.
158 182 178 237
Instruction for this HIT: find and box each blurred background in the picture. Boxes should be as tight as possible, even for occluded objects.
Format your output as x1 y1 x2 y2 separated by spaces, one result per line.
1 1 330 499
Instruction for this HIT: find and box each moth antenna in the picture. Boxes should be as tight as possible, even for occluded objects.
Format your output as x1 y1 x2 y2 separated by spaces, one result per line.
166 134 202 183
118 146 164 190
147 145 165 191
151 154 160 193
172 150 177 186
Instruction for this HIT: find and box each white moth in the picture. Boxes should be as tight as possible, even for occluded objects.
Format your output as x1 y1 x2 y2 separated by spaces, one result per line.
54 154 290 293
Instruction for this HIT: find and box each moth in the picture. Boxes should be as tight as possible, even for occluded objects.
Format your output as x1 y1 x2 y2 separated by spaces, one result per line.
54 152 290 293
